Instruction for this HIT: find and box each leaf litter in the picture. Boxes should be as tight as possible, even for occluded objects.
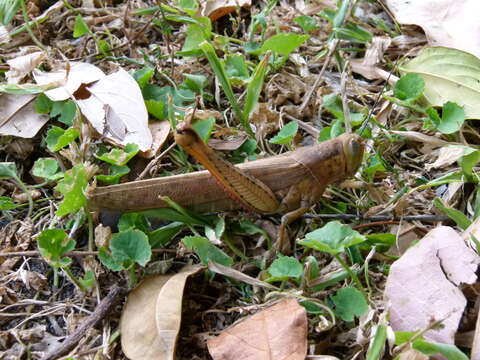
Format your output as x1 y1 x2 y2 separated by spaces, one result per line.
1 0 480 359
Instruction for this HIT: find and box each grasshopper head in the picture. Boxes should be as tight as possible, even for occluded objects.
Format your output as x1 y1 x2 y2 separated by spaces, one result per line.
341 133 365 176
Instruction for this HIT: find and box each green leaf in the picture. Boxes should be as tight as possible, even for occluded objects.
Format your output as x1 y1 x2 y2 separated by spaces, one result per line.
37 229 76 268
399 47 480 119
366 325 387 360
35 94 53 114
95 164 130 185
363 153 386 182
0 0 20 25
182 73 207 93
109 230 152 267
294 15 319 32
181 21 212 55
98 247 124 271
394 73 425 102
192 117 215 142
0 162 18 179
149 222 184 248
32 158 64 181
243 53 270 122
78 270 95 290
45 126 80 152
145 99 165 120
331 287 368 322
0 197 16 210
73 15 90 38
434 198 471 230
298 221 366 255
95 143 139 166
334 23 372 43
224 55 250 83
266 256 303 282
0 83 55 95
438 102 465 134
133 67 155 89
55 164 88 216
269 121 298 144
177 0 198 15
182 236 233 266
199 41 250 136
51 100 77 126
118 213 150 233
260 33 309 57
412 339 468 360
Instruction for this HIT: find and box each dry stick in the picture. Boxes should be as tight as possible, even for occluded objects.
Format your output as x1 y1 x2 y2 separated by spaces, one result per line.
41 284 125 360
136 142 176 180
0 248 176 257
298 39 339 115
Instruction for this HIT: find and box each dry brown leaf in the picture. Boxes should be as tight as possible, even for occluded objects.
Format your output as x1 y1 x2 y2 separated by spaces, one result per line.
391 131 451 147
386 0 480 57
385 226 479 344
207 298 307 360
121 265 203 360
398 348 429 360
0 93 49 138
249 103 280 139
425 146 466 170
350 37 393 81
209 136 247 151
141 120 171 158
6 51 45 84
199 0 251 21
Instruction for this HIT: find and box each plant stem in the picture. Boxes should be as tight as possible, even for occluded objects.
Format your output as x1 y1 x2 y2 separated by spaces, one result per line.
333 253 366 296
19 0 47 50
127 267 137 288
13 175 33 218
63 266 87 293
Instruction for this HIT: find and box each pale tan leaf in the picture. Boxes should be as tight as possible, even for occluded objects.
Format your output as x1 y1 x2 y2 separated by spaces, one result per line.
207 262 278 290
209 136 247 151
0 94 49 138
386 0 480 57
200 0 251 21
33 62 105 101
141 121 171 158
385 226 479 344
121 265 203 360
391 131 451 147
154 265 204 360
426 145 472 170
398 348 429 360
207 298 307 360
74 68 153 151
6 51 45 84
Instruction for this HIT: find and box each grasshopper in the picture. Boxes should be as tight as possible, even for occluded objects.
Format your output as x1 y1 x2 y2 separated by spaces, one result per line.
89 122 364 252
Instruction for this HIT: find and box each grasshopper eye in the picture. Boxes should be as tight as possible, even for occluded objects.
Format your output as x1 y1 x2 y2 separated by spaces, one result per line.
349 138 361 155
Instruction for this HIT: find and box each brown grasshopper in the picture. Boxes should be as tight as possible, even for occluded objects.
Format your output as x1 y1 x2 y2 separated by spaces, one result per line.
89 122 364 252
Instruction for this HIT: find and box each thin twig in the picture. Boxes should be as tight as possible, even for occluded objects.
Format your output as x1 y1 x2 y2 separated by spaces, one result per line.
136 142 176 180
41 284 125 360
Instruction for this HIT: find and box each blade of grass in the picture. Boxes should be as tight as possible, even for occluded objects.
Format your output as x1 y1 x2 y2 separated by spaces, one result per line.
199 41 254 137
243 52 270 123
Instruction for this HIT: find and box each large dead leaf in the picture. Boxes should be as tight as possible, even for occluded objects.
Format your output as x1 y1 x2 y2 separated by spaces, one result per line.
385 226 479 344
0 93 49 137
386 0 480 57
121 265 203 360
199 0 251 21
74 68 153 151
207 298 307 360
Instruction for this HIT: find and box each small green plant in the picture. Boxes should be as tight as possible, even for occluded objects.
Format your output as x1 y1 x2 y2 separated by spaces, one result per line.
37 229 94 292
182 236 233 266
32 158 64 182
54 164 89 217
265 255 303 289
95 143 139 166
0 162 33 217
331 287 368 322
45 126 80 152
99 229 152 288
269 121 298 145
394 332 468 360
298 221 366 293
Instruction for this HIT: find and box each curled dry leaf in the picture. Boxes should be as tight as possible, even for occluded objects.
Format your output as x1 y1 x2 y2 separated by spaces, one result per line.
209 136 247 151
207 298 307 360
121 265 203 360
6 51 45 84
207 261 278 290
0 94 49 138
249 103 280 139
141 120 171 158
386 0 480 57
391 131 451 147
350 37 394 81
426 146 470 170
199 0 251 21
385 226 479 344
